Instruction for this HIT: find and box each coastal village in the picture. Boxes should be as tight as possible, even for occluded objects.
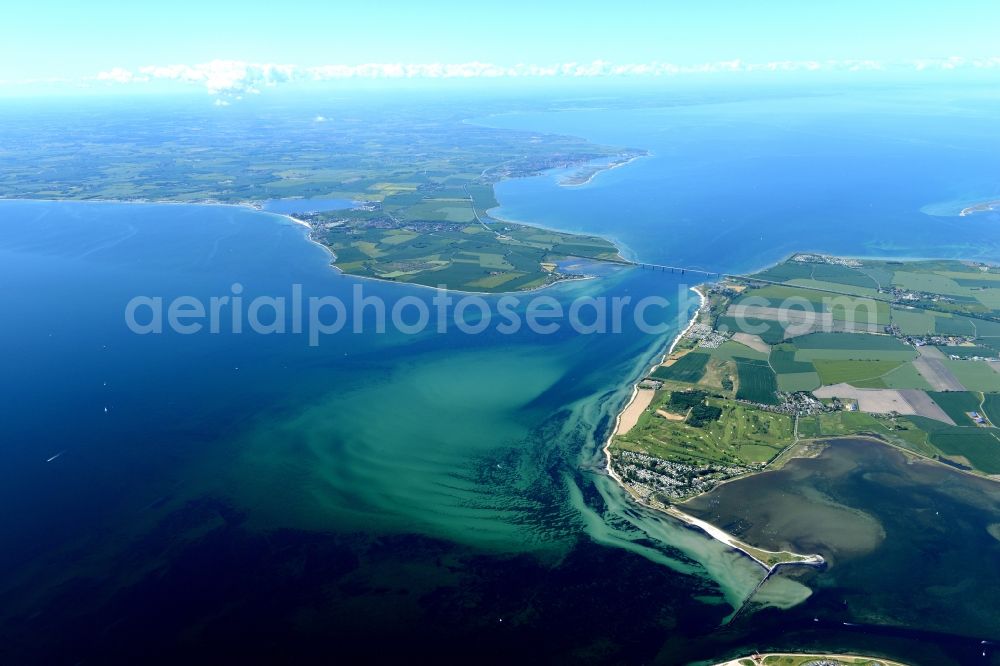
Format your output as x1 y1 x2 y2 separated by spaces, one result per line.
609 254 1000 507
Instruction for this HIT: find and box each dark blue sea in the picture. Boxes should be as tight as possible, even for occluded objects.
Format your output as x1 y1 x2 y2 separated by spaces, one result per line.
2 86 1000 664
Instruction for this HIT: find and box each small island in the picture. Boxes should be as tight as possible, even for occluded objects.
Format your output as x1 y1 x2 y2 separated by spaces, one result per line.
608 253 1000 558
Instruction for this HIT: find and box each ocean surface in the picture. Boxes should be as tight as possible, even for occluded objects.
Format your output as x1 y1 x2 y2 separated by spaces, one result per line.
3 87 1000 664
486 86 1000 271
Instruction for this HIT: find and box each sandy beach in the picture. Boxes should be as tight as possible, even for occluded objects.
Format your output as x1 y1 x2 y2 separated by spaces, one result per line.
602 285 704 465
0 195 318 231
559 153 646 188
662 506 823 571
665 285 706 359
615 387 656 435
602 283 823 572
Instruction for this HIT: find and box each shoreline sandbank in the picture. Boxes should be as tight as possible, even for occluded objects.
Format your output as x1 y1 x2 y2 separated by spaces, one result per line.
601 282 824 571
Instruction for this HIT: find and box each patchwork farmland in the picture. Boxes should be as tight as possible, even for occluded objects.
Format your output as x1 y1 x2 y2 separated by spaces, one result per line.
610 254 1000 502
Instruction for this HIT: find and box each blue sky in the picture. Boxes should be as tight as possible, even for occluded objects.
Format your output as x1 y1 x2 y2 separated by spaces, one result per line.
4 0 1000 95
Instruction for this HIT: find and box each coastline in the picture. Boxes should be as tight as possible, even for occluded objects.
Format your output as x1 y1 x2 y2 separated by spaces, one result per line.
0 195 264 212
737 249 1000 280
601 283 824 572
959 199 1000 217
558 153 647 188
482 204 633 264
666 285 706 358
0 196 626 297
260 204 620 296
601 284 705 484
0 142 652 297
261 208 616 297
601 285 707 477
601 250 1000 575
0 195 319 230
606 456 823 572
6 201 847 570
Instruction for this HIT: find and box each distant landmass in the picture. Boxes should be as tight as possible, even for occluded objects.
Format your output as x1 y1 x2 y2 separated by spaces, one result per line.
0 102 642 292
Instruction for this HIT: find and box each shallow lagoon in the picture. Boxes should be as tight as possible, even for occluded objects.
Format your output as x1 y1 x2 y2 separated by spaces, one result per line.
685 439 1000 641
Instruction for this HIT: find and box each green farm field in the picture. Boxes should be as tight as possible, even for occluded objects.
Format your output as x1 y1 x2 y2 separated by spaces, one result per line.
615 392 793 467
812 359 906 385
312 219 622 292
927 391 986 424
735 361 779 404
651 353 710 383
940 359 1000 392
654 254 1000 479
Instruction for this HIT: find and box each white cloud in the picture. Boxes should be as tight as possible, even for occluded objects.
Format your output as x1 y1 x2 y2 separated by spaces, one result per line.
134 60 295 95
89 56 1000 98
96 66 148 84
910 56 1000 71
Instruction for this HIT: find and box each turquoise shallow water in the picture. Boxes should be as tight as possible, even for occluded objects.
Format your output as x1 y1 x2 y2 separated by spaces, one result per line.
3 87 1000 664
0 198 779 663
